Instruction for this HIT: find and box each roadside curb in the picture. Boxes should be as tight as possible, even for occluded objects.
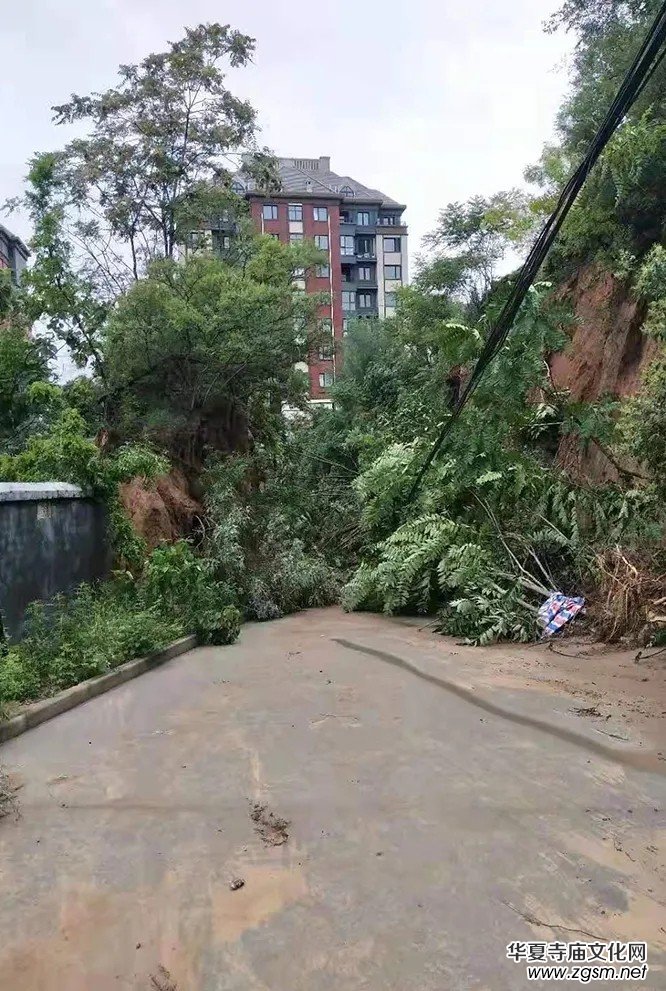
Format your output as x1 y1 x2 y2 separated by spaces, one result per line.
0 635 198 744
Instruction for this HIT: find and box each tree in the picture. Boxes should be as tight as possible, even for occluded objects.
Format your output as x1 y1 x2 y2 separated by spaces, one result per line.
525 0 666 274
422 191 533 314
102 235 325 467
6 23 279 375
0 323 54 452
49 23 274 267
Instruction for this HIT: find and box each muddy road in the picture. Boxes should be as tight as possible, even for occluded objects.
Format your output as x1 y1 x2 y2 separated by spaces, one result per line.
0 609 664 989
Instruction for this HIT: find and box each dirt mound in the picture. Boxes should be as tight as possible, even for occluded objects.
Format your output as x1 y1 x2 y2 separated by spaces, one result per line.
119 469 203 551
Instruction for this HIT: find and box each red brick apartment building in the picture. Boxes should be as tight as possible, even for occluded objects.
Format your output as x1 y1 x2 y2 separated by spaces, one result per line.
215 156 408 406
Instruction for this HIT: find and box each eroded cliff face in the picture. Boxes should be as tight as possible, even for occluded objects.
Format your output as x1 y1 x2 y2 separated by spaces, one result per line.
549 263 658 482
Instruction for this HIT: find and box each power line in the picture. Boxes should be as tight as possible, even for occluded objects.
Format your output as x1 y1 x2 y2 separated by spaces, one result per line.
408 0 666 502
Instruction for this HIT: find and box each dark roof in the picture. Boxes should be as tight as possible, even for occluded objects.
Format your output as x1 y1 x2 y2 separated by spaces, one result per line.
241 156 405 210
0 223 29 259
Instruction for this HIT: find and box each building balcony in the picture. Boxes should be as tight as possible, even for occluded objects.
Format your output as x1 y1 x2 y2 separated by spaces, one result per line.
341 280 378 293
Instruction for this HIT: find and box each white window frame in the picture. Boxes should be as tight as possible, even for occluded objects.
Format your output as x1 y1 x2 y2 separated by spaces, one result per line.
288 203 303 221
340 235 355 256
313 206 328 221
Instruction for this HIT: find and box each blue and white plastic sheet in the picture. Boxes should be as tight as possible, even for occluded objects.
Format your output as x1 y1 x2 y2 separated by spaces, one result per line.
538 593 585 637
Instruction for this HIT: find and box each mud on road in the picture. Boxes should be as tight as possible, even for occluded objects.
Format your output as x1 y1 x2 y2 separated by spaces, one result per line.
0 608 664 990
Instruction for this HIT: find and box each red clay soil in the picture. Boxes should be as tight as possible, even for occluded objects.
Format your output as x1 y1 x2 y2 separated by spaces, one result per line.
119 468 203 550
550 263 660 483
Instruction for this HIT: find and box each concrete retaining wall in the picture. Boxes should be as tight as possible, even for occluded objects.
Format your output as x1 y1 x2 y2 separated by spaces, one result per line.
0 483 109 640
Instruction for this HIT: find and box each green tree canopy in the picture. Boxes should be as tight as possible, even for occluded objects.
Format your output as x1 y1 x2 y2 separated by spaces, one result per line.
103 236 324 466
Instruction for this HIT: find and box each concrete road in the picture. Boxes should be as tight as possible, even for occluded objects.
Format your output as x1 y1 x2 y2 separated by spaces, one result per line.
0 609 664 990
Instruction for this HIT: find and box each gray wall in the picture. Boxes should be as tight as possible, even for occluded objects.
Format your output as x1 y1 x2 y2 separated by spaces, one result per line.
0 483 109 641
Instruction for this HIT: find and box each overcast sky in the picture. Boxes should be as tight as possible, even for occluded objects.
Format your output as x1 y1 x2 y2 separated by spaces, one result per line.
2 0 572 260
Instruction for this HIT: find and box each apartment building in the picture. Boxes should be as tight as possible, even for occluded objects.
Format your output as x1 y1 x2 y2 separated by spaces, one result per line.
226 156 408 404
0 224 29 283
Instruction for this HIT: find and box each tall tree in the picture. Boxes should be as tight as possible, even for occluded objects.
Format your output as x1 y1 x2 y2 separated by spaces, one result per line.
50 22 274 267
6 23 278 373
422 191 533 314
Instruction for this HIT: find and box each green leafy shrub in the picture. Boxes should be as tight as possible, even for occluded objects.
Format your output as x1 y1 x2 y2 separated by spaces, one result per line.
141 540 240 644
618 359 666 495
0 540 243 706
0 586 183 704
0 651 41 704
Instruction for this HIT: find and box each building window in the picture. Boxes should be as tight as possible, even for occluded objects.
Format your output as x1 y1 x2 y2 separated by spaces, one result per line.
293 266 305 277
290 232 304 243
358 266 372 281
342 290 356 310
384 265 402 280
384 237 401 253
288 203 303 221
379 215 397 226
340 235 355 256
231 180 245 194
211 231 231 253
342 319 349 336
385 292 397 309
313 206 328 221
0 234 10 268
357 211 370 226
357 236 375 258
314 234 329 250
318 318 333 335
263 204 278 220
358 292 374 308
315 264 330 278
340 185 355 198
318 344 334 360
319 371 334 388
266 232 280 239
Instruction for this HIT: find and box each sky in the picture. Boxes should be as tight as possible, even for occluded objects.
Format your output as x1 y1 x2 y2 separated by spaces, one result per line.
1 0 573 263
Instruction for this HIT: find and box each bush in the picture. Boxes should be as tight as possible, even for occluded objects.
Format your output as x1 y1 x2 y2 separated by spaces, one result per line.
0 540 242 707
141 540 240 643
0 586 184 704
